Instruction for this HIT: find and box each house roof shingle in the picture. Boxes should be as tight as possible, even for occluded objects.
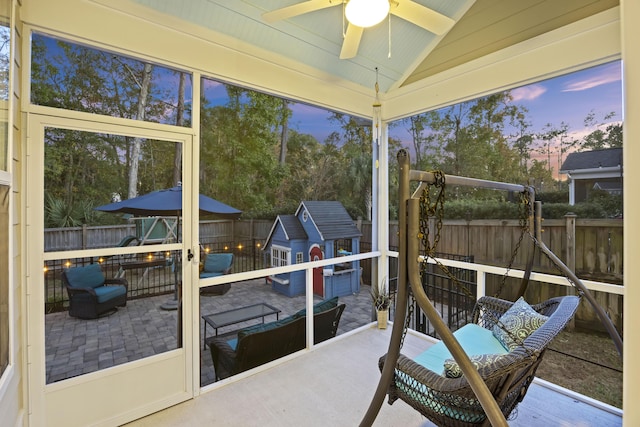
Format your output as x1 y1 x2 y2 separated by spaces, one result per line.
299 201 362 241
278 215 307 240
560 148 622 172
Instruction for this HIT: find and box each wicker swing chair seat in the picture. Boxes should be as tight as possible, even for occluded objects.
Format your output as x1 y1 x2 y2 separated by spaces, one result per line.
380 295 579 427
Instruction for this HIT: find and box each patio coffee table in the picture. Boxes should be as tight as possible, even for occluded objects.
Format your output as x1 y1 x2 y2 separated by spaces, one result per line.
202 303 281 349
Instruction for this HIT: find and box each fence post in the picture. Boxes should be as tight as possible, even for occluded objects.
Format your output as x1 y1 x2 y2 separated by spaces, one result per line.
565 212 577 274
564 212 578 331
82 224 88 249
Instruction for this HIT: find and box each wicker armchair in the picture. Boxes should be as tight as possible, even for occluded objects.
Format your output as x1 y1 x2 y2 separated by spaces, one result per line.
380 295 580 427
62 264 128 319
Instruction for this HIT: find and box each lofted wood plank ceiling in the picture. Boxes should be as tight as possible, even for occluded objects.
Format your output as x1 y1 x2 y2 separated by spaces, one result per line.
128 0 618 95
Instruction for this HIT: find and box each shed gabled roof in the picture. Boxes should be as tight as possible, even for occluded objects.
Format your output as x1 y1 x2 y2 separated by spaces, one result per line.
297 201 362 241
278 215 308 240
263 214 308 250
560 148 622 172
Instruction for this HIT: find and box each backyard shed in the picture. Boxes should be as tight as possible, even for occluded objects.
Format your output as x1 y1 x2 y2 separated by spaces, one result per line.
264 201 362 298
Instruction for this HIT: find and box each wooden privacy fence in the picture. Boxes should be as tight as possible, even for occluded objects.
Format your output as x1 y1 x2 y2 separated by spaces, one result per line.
45 217 623 282
45 219 259 251
389 215 623 332
44 216 623 331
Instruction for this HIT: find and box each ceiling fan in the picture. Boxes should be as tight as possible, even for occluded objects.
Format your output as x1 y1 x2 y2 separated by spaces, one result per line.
262 0 455 59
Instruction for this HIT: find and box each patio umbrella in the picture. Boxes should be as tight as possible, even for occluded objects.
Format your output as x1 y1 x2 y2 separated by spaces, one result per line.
95 186 242 310
95 185 242 219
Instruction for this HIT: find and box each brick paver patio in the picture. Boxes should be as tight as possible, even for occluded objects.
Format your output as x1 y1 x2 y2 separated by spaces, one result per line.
45 278 376 386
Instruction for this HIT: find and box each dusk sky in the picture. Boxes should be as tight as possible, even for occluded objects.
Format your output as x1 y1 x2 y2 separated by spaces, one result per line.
201 60 622 178
285 60 623 156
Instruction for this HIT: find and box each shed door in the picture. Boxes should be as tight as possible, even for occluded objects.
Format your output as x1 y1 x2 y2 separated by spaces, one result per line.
310 246 324 297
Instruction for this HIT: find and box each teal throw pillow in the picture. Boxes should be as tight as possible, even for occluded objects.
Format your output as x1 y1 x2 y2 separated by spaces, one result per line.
443 353 507 378
64 264 105 289
492 297 548 351
204 253 233 272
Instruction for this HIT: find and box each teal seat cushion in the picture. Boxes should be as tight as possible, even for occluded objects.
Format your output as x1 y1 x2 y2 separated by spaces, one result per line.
399 323 510 424
64 264 106 289
294 296 339 318
199 271 223 279
227 338 238 351
203 253 233 273
413 323 508 374
92 283 127 303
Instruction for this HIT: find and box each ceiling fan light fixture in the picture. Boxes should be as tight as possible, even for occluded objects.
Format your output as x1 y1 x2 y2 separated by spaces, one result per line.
345 0 389 28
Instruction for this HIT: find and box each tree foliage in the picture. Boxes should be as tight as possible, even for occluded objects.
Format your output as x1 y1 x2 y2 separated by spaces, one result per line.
32 33 623 225
579 111 622 151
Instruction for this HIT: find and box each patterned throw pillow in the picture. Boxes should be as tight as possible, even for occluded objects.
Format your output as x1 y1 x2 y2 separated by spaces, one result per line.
443 353 507 378
492 297 549 351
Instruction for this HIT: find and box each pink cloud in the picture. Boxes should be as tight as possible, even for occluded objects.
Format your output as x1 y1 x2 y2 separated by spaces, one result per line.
511 84 546 101
562 66 621 92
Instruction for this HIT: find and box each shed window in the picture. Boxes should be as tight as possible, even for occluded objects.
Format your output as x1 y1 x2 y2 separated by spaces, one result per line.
271 245 290 267
296 252 303 264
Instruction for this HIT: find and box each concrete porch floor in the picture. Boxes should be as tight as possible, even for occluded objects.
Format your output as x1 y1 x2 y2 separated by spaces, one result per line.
126 326 623 427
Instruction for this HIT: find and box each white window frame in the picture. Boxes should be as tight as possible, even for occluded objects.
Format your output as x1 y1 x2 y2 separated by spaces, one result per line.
271 245 291 267
295 252 303 264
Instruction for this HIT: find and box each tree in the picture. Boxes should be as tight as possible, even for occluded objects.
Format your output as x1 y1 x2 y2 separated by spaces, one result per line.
537 122 569 179
32 34 191 225
328 113 373 219
579 111 622 151
408 92 527 195
173 72 186 186
509 110 534 175
527 159 554 193
278 99 291 165
127 62 153 198
200 84 287 215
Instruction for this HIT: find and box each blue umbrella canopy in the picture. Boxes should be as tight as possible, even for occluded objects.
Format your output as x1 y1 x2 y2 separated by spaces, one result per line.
95 186 242 219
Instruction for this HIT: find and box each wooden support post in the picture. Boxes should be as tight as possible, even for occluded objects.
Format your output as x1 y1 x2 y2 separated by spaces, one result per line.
564 212 578 329
565 212 577 274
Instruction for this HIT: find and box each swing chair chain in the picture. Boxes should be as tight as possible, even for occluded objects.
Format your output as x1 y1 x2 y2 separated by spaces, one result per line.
418 171 476 300
400 290 415 350
493 189 531 298
418 170 446 257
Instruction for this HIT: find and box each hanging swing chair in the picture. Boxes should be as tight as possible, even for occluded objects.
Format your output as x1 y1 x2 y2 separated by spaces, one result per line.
360 149 623 427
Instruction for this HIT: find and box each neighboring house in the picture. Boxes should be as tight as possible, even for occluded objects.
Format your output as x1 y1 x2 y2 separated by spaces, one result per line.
264 201 361 298
593 181 622 195
559 148 623 205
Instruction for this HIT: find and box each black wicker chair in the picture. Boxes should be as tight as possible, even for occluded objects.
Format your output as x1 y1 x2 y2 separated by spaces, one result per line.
379 295 579 427
62 264 128 319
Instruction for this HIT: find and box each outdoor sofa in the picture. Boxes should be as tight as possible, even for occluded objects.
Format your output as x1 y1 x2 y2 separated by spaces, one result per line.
209 297 346 380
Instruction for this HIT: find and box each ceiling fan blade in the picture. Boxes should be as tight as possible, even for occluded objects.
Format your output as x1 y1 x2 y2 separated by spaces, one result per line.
262 0 334 23
339 24 364 59
392 0 455 35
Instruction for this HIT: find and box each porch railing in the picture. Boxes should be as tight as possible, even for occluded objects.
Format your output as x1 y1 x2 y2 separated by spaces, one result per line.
44 238 265 313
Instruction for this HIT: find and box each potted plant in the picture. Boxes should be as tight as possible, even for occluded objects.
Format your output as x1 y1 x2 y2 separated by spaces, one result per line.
371 277 391 329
